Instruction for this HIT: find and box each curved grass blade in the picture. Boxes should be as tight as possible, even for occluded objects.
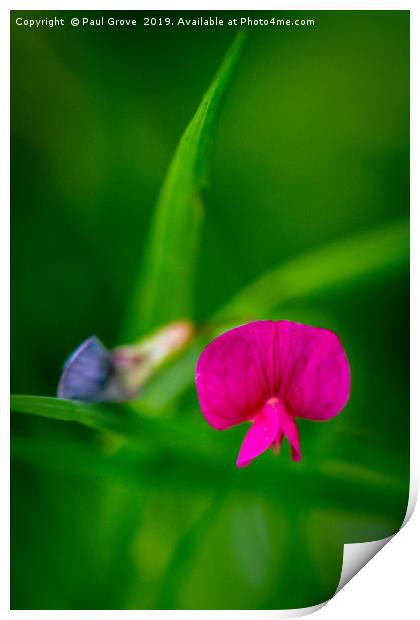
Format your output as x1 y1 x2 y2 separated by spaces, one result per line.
10 394 227 458
214 218 409 322
123 32 246 340
10 394 143 436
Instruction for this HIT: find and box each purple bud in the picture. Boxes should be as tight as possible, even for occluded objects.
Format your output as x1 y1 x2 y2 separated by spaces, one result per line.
57 321 195 403
57 336 116 402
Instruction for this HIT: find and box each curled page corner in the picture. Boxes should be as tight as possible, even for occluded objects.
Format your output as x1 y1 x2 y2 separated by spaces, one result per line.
277 481 417 618
272 602 326 618
334 477 417 597
335 535 393 593
270 534 393 619
277 534 397 618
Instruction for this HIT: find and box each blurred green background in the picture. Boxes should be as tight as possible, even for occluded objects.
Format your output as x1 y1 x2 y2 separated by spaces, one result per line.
11 10 409 610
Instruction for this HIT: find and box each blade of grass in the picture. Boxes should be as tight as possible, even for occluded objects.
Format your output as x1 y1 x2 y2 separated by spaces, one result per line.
122 32 246 340
11 394 143 436
10 394 232 461
214 218 409 322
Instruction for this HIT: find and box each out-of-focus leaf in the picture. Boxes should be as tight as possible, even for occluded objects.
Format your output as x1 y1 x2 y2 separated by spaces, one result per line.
11 395 407 518
123 32 246 340
155 493 227 609
215 218 409 322
133 342 202 413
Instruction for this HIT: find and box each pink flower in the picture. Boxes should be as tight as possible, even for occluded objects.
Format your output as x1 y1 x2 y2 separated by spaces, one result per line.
195 320 350 467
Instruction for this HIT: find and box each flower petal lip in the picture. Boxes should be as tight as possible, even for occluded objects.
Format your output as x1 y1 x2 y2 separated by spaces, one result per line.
195 320 350 465
236 399 280 468
57 336 114 401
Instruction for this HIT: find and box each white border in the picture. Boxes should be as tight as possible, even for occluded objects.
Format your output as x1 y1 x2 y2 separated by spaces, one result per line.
2 2 414 8
3 1 417 617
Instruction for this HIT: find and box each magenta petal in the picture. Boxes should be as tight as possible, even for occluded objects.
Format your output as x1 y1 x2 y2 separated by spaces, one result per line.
196 322 278 430
236 402 280 468
275 321 350 421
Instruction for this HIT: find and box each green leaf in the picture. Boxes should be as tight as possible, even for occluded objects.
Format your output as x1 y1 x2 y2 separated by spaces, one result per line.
214 218 409 322
123 32 246 340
